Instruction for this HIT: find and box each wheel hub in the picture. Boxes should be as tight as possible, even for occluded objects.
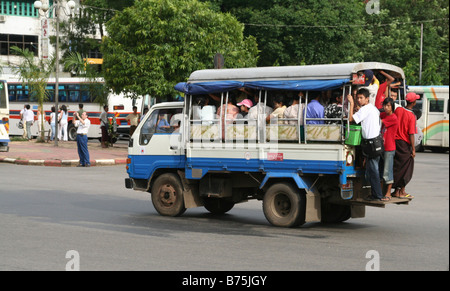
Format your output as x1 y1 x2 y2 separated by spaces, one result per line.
159 184 177 207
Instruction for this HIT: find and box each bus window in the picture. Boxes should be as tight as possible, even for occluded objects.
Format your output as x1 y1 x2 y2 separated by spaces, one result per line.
429 100 444 113
58 89 67 102
69 90 80 102
17 90 28 101
81 90 91 102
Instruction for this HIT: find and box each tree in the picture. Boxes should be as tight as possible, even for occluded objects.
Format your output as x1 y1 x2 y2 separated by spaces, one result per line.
202 0 367 67
101 0 259 100
64 52 109 106
10 46 56 142
203 0 449 85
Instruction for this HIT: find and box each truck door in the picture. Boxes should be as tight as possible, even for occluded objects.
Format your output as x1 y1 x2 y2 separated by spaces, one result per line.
131 107 185 179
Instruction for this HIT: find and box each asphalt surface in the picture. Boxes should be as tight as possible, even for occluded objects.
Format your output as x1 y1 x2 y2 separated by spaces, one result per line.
0 140 128 166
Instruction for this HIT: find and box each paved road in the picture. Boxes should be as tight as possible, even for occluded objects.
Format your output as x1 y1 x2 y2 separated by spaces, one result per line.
0 152 448 271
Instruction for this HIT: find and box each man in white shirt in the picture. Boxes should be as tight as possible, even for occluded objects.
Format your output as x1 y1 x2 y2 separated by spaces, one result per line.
348 88 383 201
73 111 91 167
23 104 35 140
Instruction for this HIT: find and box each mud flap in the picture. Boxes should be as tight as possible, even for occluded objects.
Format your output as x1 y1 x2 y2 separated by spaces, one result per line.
178 170 204 208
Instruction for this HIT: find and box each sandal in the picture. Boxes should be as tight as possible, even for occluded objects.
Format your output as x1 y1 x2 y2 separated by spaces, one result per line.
399 194 414 199
381 196 391 201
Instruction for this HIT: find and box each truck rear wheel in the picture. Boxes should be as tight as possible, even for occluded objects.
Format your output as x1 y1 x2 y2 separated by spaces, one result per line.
203 198 235 214
262 183 306 227
151 173 186 217
321 202 351 223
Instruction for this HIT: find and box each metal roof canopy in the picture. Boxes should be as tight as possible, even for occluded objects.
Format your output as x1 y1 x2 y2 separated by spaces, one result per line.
188 62 405 83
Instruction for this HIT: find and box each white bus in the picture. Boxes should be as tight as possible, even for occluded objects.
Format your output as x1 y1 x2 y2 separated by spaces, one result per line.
7 77 142 141
409 86 449 152
0 79 9 151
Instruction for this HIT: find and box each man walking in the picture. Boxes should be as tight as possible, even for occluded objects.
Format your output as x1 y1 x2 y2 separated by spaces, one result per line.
73 111 91 167
348 88 383 201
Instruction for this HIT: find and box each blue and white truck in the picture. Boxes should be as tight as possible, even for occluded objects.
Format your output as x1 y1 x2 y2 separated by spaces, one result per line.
125 63 410 227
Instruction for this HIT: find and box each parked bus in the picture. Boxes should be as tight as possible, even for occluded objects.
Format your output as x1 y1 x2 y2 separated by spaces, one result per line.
0 79 9 152
125 62 412 228
409 86 449 152
7 77 142 141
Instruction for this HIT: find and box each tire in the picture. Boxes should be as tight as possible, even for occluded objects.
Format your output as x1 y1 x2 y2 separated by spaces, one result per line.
68 123 77 141
415 141 424 152
262 183 306 227
151 173 186 217
203 198 235 214
321 201 351 223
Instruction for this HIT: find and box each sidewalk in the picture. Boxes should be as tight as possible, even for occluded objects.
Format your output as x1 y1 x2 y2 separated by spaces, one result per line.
0 140 128 167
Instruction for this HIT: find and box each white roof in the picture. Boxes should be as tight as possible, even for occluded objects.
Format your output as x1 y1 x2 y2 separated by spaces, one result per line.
188 62 405 82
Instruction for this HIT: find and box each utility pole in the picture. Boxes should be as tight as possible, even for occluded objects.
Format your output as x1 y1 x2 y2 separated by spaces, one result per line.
419 23 424 85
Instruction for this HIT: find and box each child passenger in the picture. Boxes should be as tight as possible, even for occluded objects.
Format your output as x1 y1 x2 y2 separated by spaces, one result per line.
380 97 399 201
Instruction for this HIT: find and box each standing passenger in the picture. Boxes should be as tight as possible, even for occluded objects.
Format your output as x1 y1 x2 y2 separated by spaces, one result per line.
380 97 398 201
392 92 418 199
348 88 383 201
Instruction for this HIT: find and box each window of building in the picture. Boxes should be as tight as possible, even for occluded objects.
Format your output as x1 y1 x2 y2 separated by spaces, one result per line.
0 34 39 56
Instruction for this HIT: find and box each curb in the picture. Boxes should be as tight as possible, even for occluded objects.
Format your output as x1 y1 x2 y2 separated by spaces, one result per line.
0 157 127 167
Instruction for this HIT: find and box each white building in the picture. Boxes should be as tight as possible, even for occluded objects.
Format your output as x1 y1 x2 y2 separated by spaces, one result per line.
0 0 102 78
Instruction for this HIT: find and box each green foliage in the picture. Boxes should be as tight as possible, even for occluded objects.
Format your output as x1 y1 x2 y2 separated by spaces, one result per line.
10 46 56 141
201 0 449 85
102 0 259 100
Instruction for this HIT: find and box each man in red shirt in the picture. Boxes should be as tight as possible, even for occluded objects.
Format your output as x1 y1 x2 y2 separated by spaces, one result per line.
393 92 419 198
380 97 398 201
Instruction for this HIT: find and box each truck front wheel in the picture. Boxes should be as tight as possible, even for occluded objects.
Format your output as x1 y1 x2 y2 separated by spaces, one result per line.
151 173 186 217
262 183 306 227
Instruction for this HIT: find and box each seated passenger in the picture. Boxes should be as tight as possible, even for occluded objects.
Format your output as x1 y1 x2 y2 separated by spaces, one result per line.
236 98 253 119
266 94 286 124
248 94 273 120
284 92 304 125
306 91 325 124
199 96 216 124
217 93 239 122
324 91 343 124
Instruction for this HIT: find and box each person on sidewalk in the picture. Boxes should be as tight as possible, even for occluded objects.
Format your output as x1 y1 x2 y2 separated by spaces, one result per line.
24 104 35 140
73 111 91 167
126 106 140 137
19 104 27 138
100 105 109 148
348 88 383 201
58 105 68 141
